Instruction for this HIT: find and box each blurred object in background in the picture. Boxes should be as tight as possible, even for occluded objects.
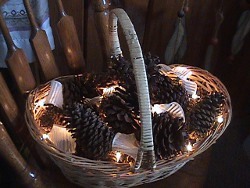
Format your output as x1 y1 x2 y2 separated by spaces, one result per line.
0 0 54 68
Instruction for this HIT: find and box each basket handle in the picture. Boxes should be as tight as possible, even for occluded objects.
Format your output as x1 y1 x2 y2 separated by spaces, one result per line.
109 8 156 171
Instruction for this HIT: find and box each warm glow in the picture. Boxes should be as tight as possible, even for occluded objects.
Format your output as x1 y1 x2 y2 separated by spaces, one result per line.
42 134 50 140
29 172 35 178
115 151 122 162
36 99 46 108
103 86 116 95
217 116 224 123
101 85 124 97
191 94 199 99
152 103 185 122
186 142 193 152
34 99 46 117
67 48 72 54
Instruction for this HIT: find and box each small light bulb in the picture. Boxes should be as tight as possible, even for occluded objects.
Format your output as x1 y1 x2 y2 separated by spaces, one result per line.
67 48 72 54
116 151 122 162
37 99 46 106
217 116 224 123
186 142 192 152
103 86 116 96
42 134 49 140
29 172 36 178
191 94 199 99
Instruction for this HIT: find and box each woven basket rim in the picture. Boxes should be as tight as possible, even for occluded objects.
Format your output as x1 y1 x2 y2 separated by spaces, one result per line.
24 8 232 187
25 63 232 187
25 63 232 166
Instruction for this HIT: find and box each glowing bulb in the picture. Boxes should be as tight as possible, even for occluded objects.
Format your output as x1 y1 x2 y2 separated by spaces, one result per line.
42 134 49 140
36 99 46 107
103 86 116 96
191 94 199 99
115 151 122 162
29 172 36 178
186 142 193 152
67 48 72 54
217 116 224 123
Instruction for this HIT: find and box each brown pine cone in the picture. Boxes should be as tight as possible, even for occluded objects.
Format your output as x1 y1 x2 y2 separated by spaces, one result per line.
63 102 115 160
152 112 185 160
99 94 140 134
186 92 225 134
38 104 65 132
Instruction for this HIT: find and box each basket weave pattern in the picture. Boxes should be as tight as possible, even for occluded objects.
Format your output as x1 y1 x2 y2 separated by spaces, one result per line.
25 9 232 188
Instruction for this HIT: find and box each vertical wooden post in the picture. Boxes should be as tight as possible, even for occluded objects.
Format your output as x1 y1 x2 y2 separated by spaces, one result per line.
0 72 33 157
92 0 110 68
0 73 51 170
0 73 19 127
55 0 85 74
0 121 46 188
0 9 36 95
23 0 60 81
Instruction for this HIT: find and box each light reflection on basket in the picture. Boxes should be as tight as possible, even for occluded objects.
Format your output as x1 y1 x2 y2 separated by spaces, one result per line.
25 8 231 188
25 64 231 187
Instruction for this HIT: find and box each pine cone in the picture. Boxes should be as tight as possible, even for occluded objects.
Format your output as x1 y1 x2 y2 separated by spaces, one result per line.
106 56 138 101
113 87 139 113
109 56 135 85
144 53 161 76
62 73 113 105
187 92 225 134
38 104 65 132
144 53 189 111
151 71 188 108
63 102 115 160
153 112 185 160
99 94 140 134
62 76 88 105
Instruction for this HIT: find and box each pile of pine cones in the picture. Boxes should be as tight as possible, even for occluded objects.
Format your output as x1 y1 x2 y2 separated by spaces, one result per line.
38 53 226 161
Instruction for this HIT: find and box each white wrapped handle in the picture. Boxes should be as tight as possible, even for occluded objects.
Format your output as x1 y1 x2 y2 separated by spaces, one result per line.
109 8 155 171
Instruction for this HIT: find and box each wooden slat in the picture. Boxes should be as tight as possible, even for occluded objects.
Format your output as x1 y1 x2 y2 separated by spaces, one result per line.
48 0 67 74
48 0 85 74
61 0 85 50
0 73 20 130
24 0 60 81
92 0 110 71
0 9 36 95
0 121 45 188
86 1 107 72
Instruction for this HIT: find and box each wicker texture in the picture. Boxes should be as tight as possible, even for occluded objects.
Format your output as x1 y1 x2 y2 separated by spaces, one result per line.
109 9 155 171
25 8 232 188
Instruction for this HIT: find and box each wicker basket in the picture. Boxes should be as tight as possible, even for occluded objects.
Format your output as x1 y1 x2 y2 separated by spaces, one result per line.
25 8 232 187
